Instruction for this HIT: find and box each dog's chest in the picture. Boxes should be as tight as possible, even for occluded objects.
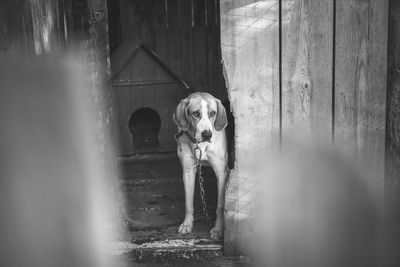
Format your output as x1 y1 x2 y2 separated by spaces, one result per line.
193 143 210 162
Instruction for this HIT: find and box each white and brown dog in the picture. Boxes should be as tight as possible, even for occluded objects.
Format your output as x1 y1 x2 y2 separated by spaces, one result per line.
173 92 228 240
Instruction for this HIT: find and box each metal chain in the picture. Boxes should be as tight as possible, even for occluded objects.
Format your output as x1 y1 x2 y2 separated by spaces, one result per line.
194 145 210 222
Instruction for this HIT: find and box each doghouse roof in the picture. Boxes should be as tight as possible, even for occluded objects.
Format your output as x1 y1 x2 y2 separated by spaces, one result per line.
111 40 190 89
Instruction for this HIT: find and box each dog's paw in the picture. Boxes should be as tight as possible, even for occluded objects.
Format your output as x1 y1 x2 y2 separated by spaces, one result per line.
210 227 223 240
178 222 193 235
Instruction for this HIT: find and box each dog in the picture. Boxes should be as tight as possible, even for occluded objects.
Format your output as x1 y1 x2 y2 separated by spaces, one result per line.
173 92 228 240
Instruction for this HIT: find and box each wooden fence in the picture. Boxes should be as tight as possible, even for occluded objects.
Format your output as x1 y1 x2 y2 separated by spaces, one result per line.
220 0 388 254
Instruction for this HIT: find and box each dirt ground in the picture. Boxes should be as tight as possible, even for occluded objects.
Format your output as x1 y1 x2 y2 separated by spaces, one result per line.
120 153 218 239
115 153 249 266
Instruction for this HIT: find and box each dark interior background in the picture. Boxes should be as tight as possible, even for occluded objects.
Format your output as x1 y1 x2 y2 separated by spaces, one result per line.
108 0 230 155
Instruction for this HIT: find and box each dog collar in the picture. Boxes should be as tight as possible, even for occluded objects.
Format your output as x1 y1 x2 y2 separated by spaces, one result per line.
175 131 198 144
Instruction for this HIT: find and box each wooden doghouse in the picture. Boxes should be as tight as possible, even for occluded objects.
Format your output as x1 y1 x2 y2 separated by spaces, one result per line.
111 42 190 154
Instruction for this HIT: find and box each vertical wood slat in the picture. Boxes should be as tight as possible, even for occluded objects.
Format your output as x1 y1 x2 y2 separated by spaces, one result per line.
153 0 169 64
30 0 64 54
207 0 218 96
335 0 388 263
385 0 399 265
220 0 280 255
180 0 194 90
215 0 227 99
167 0 181 76
281 0 333 143
335 0 387 213
335 0 370 155
221 0 388 256
193 0 208 91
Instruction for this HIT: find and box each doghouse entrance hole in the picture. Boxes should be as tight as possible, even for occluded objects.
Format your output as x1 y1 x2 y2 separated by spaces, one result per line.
129 108 161 152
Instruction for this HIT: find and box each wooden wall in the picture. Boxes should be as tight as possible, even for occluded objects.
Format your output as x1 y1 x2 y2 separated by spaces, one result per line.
116 0 226 97
111 0 228 155
221 0 388 255
386 0 400 265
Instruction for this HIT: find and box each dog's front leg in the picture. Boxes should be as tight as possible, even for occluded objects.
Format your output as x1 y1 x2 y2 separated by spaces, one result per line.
178 157 196 235
209 160 228 240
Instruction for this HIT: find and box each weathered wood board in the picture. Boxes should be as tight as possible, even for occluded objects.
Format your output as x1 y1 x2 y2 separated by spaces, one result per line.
220 0 280 255
335 0 387 216
281 0 333 142
221 0 388 255
386 0 400 265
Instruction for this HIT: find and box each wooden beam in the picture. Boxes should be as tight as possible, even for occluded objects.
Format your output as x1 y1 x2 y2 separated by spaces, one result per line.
386 1 400 265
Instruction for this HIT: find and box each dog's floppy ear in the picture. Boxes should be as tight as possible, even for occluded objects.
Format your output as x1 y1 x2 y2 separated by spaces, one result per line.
215 99 228 131
173 98 189 131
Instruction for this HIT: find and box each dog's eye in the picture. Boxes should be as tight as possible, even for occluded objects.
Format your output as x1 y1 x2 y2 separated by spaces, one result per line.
209 111 216 117
192 111 200 118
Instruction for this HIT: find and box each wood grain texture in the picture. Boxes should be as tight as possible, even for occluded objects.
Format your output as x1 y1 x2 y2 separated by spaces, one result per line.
335 0 370 155
153 0 169 64
386 0 400 265
221 0 388 256
220 0 280 255
335 0 387 216
180 0 195 87
193 0 208 91
281 0 333 143
364 0 388 211
167 0 181 75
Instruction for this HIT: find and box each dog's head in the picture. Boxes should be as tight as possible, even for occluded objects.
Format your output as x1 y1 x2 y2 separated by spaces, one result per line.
173 92 227 143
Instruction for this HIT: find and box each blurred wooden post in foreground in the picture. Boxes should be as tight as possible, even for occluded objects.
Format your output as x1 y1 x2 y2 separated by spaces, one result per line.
1 0 122 229
84 0 124 228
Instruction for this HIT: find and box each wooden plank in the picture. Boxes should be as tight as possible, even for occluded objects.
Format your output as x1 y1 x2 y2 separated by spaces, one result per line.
385 0 399 265
119 0 142 40
363 0 388 218
335 0 370 155
141 0 156 47
193 0 208 91
215 0 228 100
220 0 280 255
118 0 130 40
180 0 194 88
281 0 333 143
157 84 178 151
335 0 387 213
130 87 145 153
143 85 156 109
131 50 154 82
206 0 218 96
167 0 182 76
152 0 169 65
30 0 64 54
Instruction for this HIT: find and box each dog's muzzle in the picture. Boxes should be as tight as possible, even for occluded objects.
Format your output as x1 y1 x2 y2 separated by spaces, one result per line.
201 130 212 142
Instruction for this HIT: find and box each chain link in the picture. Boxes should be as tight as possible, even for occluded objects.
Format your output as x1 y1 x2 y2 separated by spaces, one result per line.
194 145 210 222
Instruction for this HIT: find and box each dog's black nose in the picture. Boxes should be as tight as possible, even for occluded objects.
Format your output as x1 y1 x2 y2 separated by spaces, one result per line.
201 130 212 140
